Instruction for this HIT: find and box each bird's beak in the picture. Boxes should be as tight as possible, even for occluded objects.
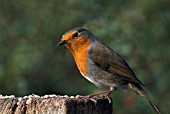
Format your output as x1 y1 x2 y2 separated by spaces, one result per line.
57 40 67 46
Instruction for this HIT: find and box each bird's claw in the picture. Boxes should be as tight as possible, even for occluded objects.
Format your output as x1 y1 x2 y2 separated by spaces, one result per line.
76 95 97 104
76 93 112 104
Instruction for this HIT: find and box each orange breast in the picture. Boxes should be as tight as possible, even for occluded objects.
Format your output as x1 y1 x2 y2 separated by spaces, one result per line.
69 40 90 77
65 35 91 77
74 47 89 76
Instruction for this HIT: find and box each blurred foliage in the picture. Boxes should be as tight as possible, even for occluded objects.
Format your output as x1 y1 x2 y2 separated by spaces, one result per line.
0 0 170 113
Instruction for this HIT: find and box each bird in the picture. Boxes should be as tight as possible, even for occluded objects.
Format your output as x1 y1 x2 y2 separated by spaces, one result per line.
57 28 161 114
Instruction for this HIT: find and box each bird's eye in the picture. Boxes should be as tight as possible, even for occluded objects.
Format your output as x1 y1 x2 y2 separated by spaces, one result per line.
72 32 79 38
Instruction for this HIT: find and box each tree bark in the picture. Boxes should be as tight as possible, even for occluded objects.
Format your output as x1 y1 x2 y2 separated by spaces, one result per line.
0 95 112 114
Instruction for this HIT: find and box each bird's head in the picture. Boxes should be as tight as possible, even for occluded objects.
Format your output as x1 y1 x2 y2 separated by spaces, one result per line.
57 28 94 54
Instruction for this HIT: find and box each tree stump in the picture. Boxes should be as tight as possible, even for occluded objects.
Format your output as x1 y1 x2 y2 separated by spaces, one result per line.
0 94 112 114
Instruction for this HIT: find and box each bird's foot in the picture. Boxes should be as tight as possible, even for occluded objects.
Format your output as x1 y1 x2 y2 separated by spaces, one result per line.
76 95 98 104
76 89 114 104
87 87 116 103
87 90 113 103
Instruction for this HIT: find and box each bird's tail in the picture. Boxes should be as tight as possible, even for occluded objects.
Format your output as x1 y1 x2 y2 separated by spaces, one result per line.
128 83 162 114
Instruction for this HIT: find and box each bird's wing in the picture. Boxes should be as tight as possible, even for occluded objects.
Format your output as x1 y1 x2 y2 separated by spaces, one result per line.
89 41 144 85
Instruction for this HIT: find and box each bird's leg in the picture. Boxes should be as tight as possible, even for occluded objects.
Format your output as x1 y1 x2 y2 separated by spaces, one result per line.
87 86 116 97
76 87 116 104
87 87 116 103
87 90 112 97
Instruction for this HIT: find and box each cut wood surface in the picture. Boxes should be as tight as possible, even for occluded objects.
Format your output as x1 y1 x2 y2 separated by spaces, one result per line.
0 94 112 114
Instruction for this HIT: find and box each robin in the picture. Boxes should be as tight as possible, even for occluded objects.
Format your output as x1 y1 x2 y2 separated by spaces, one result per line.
57 28 161 114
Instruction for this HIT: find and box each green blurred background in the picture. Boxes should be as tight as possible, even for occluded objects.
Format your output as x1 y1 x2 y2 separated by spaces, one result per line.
0 0 169 113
